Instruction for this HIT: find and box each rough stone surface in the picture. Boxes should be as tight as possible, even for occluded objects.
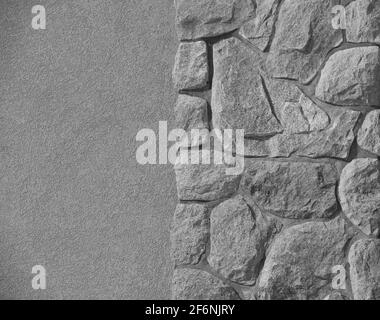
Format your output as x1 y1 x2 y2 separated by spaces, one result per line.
267 0 343 84
357 110 380 156
212 38 282 137
172 268 240 300
349 239 380 300
173 41 209 91
208 195 279 285
175 0 256 40
240 0 281 51
339 158 380 237
316 47 380 106
346 0 380 44
171 204 209 266
174 150 242 202
240 160 338 219
257 218 352 300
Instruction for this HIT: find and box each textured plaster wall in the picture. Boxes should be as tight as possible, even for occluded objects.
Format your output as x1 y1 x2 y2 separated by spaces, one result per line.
0 0 177 299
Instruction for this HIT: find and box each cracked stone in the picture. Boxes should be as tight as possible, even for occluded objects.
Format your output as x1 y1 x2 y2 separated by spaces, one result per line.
173 41 209 91
240 0 282 51
349 238 380 300
208 195 280 285
171 204 209 266
240 160 338 219
357 110 380 156
172 268 240 300
267 0 343 84
174 0 256 40
339 158 380 237
315 46 380 106
257 217 352 300
212 37 282 137
346 0 380 44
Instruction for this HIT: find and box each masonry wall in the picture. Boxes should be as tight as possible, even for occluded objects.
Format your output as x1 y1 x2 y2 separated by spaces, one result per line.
171 0 380 300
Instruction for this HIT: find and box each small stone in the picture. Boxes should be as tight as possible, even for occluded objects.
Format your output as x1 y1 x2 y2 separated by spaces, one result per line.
339 158 380 237
175 0 256 40
173 41 209 91
240 160 338 219
323 292 349 300
267 0 343 84
346 0 380 44
171 204 209 266
315 46 380 106
208 195 279 285
172 268 240 300
257 217 352 300
349 239 380 300
357 110 380 156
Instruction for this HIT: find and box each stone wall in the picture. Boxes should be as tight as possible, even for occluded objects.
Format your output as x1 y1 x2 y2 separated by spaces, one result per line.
170 0 380 300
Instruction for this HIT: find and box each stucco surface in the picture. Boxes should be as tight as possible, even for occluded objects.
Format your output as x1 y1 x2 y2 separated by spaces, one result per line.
0 0 177 299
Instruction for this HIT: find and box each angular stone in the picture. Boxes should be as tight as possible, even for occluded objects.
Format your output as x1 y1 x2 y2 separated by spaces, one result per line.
240 0 282 51
175 95 208 131
212 37 282 137
257 217 352 300
267 0 343 84
357 110 380 156
172 268 240 300
240 160 338 219
244 108 360 160
349 239 380 300
208 195 279 285
173 41 209 91
346 0 380 44
174 150 242 202
175 0 256 40
171 204 209 266
339 158 380 237
316 47 380 106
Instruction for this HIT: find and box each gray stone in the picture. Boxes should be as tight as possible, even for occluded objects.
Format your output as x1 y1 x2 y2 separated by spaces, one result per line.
315 47 380 106
349 239 380 300
339 158 380 237
357 110 380 156
175 0 256 40
346 0 380 44
173 41 209 91
208 195 279 285
244 108 360 160
240 0 282 51
172 268 240 300
174 150 242 202
257 217 351 300
171 204 209 266
323 292 348 300
212 37 282 137
240 160 338 219
267 0 343 84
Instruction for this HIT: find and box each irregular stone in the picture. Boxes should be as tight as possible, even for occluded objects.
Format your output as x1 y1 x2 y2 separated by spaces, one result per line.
323 292 349 300
172 268 240 300
171 204 209 266
244 108 360 160
316 47 380 106
339 158 380 237
257 217 352 300
174 150 242 201
212 37 282 137
267 0 343 84
208 195 279 285
240 160 338 219
175 0 256 40
349 239 380 300
175 95 209 131
357 110 380 156
173 41 209 91
240 0 282 51
346 0 380 44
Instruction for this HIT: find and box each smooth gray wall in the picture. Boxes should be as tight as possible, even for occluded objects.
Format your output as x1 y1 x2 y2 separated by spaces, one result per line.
0 0 177 299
